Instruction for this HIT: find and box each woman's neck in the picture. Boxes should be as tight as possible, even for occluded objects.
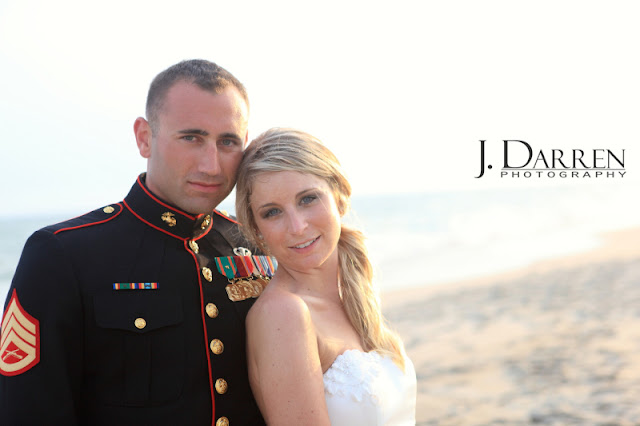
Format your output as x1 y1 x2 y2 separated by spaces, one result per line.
274 249 341 302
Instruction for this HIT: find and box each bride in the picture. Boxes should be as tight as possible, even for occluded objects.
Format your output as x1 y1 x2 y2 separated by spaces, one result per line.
235 128 416 425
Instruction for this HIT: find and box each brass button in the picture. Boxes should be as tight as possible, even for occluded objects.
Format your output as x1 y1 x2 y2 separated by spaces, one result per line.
103 206 115 214
201 215 211 229
161 212 177 227
189 240 199 254
210 339 224 355
220 210 229 217
206 303 219 318
134 318 146 329
202 267 213 282
215 378 228 394
216 417 229 426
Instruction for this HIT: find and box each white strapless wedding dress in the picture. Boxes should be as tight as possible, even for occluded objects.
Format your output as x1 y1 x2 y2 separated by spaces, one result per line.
323 349 417 425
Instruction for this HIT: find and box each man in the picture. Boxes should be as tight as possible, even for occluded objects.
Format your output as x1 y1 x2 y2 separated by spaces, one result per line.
0 60 266 425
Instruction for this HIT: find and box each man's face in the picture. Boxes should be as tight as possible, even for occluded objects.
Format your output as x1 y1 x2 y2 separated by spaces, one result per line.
135 82 249 214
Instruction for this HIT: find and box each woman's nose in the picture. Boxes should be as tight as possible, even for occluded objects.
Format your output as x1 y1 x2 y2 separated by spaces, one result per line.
287 211 307 235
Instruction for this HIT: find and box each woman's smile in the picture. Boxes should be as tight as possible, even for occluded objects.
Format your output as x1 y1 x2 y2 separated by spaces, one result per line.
291 236 320 250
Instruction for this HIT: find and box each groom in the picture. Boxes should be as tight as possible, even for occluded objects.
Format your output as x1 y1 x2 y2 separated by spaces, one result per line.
0 60 265 425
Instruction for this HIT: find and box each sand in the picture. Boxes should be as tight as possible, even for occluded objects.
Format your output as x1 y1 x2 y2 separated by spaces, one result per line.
383 227 640 425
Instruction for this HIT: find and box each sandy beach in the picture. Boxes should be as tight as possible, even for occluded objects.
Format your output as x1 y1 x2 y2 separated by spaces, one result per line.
383 227 640 425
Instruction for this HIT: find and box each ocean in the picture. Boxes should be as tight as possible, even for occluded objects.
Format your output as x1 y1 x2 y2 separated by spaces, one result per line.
1 184 638 301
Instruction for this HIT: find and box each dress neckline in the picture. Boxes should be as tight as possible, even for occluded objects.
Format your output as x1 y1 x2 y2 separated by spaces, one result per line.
324 349 382 375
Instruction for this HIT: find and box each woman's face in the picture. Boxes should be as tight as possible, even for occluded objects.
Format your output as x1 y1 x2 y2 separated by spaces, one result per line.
250 170 341 274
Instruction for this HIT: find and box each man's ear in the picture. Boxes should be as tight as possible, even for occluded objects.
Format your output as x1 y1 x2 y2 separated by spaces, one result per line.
134 117 152 158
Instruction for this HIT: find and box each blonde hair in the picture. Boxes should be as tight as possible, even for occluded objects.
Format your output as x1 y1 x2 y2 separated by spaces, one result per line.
236 128 405 368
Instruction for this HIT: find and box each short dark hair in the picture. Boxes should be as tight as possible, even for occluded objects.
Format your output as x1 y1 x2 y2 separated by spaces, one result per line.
145 59 249 129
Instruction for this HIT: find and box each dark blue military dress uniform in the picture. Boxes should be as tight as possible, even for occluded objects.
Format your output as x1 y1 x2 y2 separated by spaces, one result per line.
0 175 265 426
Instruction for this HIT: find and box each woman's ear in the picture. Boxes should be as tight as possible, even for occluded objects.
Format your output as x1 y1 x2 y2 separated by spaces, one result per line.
337 195 348 217
254 230 269 254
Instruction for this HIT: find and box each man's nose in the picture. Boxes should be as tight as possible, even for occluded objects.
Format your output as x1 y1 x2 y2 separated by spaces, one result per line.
198 143 222 175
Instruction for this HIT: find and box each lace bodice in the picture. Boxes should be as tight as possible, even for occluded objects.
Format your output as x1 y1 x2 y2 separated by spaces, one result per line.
323 350 416 425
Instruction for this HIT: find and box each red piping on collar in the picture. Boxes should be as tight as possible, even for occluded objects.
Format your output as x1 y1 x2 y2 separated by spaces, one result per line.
136 175 196 220
123 199 187 241
214 209 238 224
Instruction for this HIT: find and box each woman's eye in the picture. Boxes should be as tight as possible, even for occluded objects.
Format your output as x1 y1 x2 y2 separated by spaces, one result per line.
300 195 317 205
263 208 280 219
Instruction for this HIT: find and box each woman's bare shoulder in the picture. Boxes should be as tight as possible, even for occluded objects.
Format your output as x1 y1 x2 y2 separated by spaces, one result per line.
247 280 312 333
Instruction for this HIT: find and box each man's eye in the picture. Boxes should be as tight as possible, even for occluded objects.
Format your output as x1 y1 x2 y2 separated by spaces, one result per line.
182 135 197 142
220 139 237 146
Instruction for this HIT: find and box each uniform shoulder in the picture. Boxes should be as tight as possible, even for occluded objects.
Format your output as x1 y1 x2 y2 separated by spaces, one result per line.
210 209 260 253
213 208 238 224
210 210 238 233
41 203 124 235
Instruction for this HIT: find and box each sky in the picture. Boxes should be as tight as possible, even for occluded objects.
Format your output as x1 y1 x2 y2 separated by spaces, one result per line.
0 0 638 217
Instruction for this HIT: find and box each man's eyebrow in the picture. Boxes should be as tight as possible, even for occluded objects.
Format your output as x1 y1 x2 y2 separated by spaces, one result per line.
178 129 209 136
218 132 243 140
177 130 242 140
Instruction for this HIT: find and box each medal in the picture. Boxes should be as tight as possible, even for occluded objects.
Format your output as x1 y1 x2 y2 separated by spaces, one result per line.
214 257 237 280
213 254 277 302
225 279 261 302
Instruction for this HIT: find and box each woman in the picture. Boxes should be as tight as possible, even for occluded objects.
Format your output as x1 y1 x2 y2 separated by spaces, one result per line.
236 128 416 425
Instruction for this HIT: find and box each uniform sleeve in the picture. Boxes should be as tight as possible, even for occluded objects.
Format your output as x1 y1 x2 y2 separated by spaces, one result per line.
0 230 83 425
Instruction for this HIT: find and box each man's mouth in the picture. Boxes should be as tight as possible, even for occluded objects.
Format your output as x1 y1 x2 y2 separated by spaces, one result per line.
189 181 223 192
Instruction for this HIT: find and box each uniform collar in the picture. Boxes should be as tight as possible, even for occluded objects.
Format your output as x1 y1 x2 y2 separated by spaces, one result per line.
123 174 214 241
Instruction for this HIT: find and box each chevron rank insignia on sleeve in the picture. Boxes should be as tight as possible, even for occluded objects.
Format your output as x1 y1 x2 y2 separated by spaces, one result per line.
0 289 40 376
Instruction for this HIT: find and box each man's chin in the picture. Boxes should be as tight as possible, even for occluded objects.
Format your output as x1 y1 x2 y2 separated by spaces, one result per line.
181 195 229 215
